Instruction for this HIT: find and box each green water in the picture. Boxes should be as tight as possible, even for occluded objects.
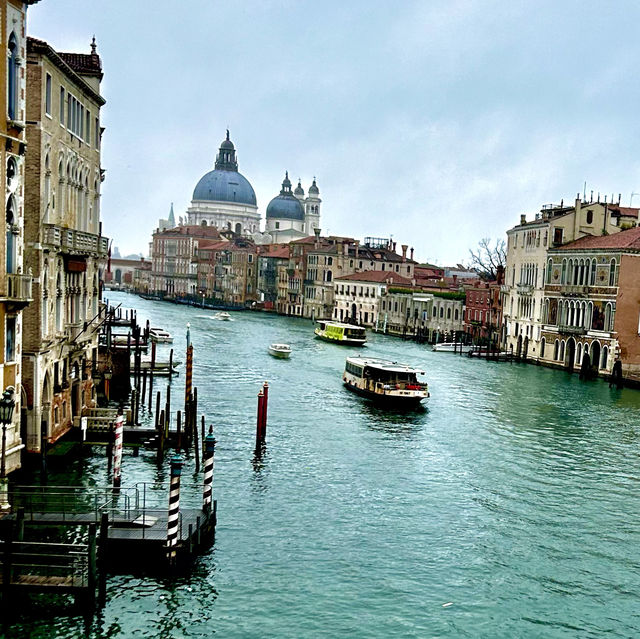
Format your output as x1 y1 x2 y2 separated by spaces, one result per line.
7 291 640 638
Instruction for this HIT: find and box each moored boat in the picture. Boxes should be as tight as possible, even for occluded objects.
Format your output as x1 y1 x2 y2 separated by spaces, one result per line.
149 327 173 343
268 343 292 359
432 342 472 353
315 321 366 346
342 356 429 405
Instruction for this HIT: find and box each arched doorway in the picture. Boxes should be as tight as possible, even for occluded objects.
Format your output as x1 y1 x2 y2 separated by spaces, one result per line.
566 338 576 371
523 336 529 360
591 341 601 374
516 335 522 358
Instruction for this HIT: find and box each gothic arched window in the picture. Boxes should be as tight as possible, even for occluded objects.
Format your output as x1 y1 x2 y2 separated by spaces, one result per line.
8 33 18 120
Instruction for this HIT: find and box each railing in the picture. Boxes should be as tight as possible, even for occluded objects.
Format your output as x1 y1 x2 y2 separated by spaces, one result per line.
500 285 510 293
5 273 33 302
558 324 586 335
43 224 109 256
516 284 534 295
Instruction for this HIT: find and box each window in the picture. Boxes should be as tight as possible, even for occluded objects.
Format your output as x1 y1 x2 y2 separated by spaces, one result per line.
60 87 65 123
586 209 593 225
553 227 563 245
609 259 617 286
5 316 16 362
45 73 52 115
95 117 100 148
275 222 280 229
8 33 18 120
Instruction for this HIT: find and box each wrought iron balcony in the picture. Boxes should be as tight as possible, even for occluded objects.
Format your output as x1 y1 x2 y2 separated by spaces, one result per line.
43 224 109 257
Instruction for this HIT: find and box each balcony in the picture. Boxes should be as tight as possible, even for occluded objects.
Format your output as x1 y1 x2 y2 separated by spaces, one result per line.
560 285 589 296
558 324 586 335
0 273 33 309
516 284 534 295
500 284 510 293
43 224 109 257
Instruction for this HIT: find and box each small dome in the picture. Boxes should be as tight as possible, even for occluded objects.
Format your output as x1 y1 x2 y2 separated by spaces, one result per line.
266 195 305 220
193 169 256 205
308 178 319 195
294 179 305 197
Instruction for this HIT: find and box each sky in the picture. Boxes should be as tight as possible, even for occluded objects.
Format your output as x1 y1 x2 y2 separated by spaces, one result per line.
28 0 640 265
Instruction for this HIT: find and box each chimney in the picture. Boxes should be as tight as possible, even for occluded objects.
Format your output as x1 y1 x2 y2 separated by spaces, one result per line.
393 241 397 252
314 227 320 249
343 242 348 256
410 247 414 261
401 244 408 262
355 240 359 259
496 264 504 285
520 214 526 225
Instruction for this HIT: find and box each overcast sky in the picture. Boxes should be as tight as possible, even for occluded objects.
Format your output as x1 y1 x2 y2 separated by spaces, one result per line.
28 0 640 264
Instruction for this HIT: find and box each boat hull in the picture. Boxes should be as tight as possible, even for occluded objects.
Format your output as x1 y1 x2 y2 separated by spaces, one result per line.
314 328 366 346
268 348 291 359
432 343 472 353
343 379 427 405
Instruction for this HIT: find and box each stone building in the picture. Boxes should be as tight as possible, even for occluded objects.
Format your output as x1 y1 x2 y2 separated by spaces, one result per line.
256 243 289 309
150 224 223 298
186 131 260 235
502 196 638 361
22 36 107 452
540 227 640 382
0 1 39 474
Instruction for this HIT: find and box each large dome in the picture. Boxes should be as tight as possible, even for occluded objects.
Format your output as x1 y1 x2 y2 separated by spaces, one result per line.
266 171 305 221
192 170 257 206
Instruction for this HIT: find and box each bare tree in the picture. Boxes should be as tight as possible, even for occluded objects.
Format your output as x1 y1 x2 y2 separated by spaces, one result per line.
468 237 506 280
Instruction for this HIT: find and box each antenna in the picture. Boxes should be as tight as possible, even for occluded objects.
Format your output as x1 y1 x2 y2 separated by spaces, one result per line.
583 181 587 201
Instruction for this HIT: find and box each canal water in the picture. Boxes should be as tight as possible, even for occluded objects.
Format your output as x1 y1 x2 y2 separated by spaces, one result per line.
7 290 640 638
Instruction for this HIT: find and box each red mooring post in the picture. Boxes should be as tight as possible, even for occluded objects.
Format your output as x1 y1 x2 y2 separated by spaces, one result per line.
255 390 264 449
261 381 269 441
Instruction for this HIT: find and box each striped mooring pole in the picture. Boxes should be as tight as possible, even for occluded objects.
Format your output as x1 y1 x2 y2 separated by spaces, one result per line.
202 426 216 513
166 454 184 563
112 413 124 488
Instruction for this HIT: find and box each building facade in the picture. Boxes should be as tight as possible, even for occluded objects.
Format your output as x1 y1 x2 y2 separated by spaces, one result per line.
540 227 640 382
502 197 638 361
22 36 107 452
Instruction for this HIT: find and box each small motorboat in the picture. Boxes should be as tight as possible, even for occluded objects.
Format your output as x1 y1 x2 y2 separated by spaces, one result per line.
214 312 231 321
268 343 292 359
149 327 173 343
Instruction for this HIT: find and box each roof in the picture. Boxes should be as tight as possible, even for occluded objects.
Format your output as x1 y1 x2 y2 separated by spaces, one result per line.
258 244 290 259
59 52 102 78
346 356 425 375
266 193 305 220
27 37 105 106
551 226 640 251
335 271 412 285
192 169 257 206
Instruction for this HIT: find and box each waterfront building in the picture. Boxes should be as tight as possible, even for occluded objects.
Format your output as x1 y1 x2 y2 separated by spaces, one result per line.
334 271 412 326
540 226 640 382
150 224 223 298
0 1 40 473
256 243 289 309
105 256 150 290
463 268 503 346
196 236 258 307
502 196 638 361
22 36 107 452
265 173 321 243
186 131 259 235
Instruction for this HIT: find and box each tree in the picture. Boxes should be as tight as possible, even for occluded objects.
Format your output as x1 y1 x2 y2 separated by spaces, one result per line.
468 237 506 281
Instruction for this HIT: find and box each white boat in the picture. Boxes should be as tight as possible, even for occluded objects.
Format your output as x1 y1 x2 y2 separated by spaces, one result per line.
214 312 231 321
314 321 366 346
343 356 429 405
432 342 472 353
268 343 292 359
132 355 182 376
149 327 173 343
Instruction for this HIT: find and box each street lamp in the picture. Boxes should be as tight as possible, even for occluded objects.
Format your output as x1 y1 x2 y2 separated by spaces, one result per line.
0 386 16 510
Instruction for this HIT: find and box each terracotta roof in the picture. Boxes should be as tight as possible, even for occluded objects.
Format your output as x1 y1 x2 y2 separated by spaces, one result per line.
59 52 102 77
335 271 413 285
197 240 229 250
553 227 640 251
608 206 640 218
258 244 289 259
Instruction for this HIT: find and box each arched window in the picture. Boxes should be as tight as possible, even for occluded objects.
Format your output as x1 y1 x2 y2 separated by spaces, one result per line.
540 337 546 358
235 222 241 235
609 259 617 286
6 196 17 274
454 309 459 320
325 270 332 282
201 220 207 227
590 258 596 286
439 307 444 318
560 340 565 361
577 342 583 366
8 33 18 121
554 339 559 360
601 346 609 369
561 259 567 284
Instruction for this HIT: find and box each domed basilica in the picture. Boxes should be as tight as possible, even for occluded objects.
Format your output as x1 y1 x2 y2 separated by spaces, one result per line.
186 131 260 234
185 131 320 242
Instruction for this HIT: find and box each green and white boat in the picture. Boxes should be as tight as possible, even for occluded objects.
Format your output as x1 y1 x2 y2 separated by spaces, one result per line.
314 321 367 346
